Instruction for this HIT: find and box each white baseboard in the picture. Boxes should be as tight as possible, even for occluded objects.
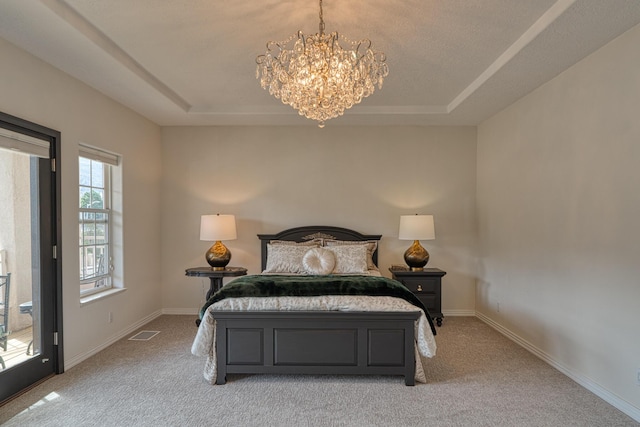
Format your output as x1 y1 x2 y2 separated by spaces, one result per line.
475 311 640 423
442 309 475 317
162 308 199 315
64 309 163 370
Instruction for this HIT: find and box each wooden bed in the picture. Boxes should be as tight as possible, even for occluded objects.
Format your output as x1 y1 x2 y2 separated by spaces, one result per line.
207 226 427 386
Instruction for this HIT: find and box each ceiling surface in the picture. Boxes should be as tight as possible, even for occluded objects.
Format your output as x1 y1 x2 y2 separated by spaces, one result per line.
1 0 640 127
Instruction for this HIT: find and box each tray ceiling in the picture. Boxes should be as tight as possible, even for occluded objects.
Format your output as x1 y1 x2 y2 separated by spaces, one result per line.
1 0 639 126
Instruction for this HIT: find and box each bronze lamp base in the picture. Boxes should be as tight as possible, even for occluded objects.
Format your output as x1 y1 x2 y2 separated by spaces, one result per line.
205 240 231 270
404 240 429 271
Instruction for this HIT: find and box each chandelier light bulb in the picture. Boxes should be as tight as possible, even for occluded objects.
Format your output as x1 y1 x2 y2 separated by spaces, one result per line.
256 0 388 128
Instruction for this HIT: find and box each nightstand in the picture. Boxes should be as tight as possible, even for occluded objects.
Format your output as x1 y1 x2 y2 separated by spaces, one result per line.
390 267 447 326
185 266 247 301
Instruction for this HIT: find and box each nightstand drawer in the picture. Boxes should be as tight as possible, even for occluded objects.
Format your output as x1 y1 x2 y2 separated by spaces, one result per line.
398 278 438 294
415 295 437 311
390 267 446 327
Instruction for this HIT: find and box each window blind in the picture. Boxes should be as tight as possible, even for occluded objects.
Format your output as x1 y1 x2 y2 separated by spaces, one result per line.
78 143 119 166
0 128 50 157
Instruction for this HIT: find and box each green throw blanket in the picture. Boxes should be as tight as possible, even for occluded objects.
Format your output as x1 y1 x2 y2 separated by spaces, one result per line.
199 274 436 335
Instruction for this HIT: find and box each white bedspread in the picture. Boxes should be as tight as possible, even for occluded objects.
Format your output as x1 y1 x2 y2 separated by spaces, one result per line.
191 295 437 384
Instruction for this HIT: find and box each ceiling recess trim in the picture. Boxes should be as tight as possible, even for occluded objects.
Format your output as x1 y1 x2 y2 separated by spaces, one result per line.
43 0 191 112
447 0 576 113
42 0 577 121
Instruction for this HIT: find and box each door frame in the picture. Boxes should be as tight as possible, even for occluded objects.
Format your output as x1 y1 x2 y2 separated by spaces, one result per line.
0 111 63 401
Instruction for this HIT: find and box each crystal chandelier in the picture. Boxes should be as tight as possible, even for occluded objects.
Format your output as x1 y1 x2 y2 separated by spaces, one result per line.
256 0 389 128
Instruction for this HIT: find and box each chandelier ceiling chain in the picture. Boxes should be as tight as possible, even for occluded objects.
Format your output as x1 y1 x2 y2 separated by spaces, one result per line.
256 0 389 128
319 0 325 35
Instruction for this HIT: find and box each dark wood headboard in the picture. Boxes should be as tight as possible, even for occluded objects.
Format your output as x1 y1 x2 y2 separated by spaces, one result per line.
257 226 382 271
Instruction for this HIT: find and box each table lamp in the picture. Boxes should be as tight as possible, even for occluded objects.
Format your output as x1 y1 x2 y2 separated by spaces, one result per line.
398 214 435 271
200 214 237 270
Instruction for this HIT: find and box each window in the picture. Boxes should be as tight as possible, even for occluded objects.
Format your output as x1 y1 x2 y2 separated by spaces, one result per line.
78 145 119 296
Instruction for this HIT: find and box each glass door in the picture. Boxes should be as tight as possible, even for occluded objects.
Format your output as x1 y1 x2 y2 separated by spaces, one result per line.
0 112 62 403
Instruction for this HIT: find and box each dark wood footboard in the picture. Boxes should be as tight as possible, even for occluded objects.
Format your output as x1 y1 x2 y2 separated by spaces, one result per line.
213 311 420 386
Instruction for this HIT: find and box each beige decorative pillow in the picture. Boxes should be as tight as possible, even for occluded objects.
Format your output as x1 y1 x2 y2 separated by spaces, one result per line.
325 245 369 274
302 247 336 275
324 240 378 270
263 244 314 274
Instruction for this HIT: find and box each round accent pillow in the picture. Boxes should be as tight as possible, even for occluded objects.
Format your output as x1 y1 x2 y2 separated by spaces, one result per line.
302 247 335 275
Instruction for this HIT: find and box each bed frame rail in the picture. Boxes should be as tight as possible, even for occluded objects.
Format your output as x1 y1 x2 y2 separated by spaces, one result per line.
214 311 419 386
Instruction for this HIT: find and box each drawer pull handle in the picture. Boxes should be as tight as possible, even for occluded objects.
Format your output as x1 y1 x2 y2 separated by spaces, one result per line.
417 284 422 292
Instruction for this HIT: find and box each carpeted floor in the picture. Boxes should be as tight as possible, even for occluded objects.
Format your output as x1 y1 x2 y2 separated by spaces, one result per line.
0 316 637 426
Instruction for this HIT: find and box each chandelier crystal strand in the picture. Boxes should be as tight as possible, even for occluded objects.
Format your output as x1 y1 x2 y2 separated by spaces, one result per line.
256 0 388 128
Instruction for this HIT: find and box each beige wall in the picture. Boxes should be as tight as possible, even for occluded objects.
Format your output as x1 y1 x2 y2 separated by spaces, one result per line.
477 23 640 415
0 37 163 366
160 126 478 315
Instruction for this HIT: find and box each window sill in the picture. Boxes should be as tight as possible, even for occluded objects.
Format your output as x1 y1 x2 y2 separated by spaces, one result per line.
80 287 127 306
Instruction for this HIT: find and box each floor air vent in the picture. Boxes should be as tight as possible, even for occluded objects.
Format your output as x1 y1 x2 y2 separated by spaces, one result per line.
128 331 160 341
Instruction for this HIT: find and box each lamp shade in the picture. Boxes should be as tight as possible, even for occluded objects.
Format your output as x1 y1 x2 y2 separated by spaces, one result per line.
200 214 237 241
398 215 435 241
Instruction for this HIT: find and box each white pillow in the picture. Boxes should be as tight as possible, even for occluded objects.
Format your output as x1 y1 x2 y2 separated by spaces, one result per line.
302 247 336 275
325 245 369 274
263 244 315 274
